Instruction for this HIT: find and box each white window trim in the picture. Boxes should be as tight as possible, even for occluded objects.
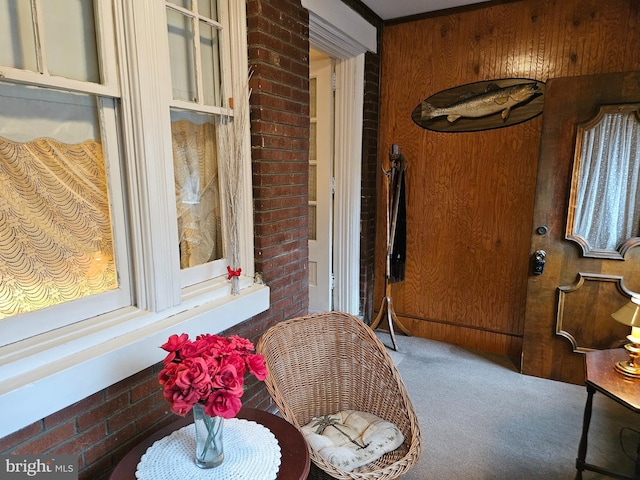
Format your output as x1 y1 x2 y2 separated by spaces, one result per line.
0 0 266 439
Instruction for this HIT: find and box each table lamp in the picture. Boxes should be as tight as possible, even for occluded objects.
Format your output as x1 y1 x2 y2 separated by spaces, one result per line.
611 295 640 378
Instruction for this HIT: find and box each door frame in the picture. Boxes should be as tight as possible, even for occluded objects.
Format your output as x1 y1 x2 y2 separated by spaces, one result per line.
303 0 376 315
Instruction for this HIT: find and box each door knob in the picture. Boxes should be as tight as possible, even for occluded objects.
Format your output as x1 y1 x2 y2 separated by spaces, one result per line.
532 250 546 275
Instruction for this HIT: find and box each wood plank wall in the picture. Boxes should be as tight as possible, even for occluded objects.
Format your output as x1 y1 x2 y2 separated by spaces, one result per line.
376 0 640 360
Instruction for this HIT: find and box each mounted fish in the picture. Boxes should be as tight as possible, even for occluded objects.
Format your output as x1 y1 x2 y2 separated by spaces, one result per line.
422 82 539 123
412 78 545 132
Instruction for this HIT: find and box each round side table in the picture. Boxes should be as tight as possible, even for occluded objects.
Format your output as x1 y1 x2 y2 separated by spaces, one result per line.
109 408 310 480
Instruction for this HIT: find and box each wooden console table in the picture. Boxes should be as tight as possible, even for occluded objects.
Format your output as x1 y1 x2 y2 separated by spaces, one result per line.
575 349 640 480
110 408 310 480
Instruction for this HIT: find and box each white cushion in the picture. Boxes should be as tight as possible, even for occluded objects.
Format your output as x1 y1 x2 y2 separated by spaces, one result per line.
301 410 404 472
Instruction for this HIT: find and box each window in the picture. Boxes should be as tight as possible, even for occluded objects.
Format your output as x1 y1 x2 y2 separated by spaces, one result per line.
567 104 640 258
0 0 266 439
0 0 128 345
166 0 235 287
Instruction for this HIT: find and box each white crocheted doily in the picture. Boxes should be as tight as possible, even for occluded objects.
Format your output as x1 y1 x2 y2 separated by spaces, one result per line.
136 418 281 480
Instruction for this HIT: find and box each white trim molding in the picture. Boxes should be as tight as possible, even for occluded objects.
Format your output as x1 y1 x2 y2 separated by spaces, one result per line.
302 0 377 58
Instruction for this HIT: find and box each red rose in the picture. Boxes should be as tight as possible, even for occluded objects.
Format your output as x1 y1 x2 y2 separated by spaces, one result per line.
229 335 254 353
211 363 244 397
174 358 211 392
246 354 267 381
179 340 207 359
199 334 229 356
165 389 199 416
223 353 246 377
160 333 190 352
159 333 267 418
205 389 242 418
158 362 179 386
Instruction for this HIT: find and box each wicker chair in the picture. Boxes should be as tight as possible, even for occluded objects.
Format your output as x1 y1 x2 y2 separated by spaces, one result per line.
256 312 422 480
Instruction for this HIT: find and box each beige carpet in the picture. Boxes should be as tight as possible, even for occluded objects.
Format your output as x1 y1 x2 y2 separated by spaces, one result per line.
375 331 640 479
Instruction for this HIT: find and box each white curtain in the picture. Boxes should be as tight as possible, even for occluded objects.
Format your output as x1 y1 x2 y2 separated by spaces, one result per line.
574 111 640 251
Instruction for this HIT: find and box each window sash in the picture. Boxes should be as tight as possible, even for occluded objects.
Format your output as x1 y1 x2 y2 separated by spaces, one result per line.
0 0 119 97
166 0 239 289
166 0 228 109
0 94 131 347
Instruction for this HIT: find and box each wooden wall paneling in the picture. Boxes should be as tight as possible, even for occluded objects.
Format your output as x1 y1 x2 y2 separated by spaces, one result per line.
377 0 640 359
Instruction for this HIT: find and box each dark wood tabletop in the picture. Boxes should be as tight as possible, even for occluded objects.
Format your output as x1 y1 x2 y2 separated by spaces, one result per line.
585 348 640 412
109 407 310 480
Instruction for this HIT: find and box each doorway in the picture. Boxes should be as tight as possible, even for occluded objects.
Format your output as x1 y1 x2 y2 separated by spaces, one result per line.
304 0 374 316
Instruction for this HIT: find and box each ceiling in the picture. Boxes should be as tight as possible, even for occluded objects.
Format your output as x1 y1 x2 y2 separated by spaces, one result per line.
359 0 491 21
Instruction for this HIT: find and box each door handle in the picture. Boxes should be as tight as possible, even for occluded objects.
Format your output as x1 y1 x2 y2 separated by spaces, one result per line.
532 250 546 275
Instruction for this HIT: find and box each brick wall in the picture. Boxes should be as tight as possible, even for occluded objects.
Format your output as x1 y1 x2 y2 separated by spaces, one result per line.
248 0 311 324
0 1 380 479
360 49 381 322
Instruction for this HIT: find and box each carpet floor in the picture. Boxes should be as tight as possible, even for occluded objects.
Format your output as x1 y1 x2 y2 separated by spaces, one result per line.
374 331 640 479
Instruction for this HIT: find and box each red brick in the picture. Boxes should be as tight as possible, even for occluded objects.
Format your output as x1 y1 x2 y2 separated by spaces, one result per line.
49 423 105 455
131 375 162 403
77 392 129 432
82 423 135 466
106 397 154 434
78 453 112 480
0 421 42 452
105 367 153 400
44 392 104 430
135 404 174 433
14 421 75 454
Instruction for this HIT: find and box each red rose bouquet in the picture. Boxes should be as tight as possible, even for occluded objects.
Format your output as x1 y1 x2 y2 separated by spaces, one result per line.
158 333 267 419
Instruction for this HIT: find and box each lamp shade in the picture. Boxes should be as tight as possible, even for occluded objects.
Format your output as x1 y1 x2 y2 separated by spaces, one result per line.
611 296 640 327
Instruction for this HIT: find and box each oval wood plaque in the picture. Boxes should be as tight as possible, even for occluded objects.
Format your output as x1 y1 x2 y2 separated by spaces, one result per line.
412 78 545 132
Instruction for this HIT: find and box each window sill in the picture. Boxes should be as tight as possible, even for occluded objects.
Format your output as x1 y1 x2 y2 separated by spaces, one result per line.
0 281 269 439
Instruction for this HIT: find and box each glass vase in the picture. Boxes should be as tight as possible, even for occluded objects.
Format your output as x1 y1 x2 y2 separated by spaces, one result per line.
192 404 224 469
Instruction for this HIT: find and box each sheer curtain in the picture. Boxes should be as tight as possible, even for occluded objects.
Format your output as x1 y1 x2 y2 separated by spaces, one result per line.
574 110 640 251
0 84 116 319
171 117 223 269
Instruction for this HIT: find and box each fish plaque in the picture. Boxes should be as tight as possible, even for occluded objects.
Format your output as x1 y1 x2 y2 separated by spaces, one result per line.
412 78 545 132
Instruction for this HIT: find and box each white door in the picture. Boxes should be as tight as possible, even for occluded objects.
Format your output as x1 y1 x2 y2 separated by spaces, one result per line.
308 52 334 313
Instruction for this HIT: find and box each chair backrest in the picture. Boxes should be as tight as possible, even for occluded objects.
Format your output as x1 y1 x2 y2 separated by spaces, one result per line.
257 312 422 479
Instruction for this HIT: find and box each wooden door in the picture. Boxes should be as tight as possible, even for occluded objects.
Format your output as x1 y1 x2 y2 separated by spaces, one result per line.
521 71 640 385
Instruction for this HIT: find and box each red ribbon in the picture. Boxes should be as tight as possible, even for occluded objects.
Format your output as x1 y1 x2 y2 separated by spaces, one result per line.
227 266 242 280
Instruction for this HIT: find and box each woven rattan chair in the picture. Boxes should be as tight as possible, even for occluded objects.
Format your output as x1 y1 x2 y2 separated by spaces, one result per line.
256 312 422 480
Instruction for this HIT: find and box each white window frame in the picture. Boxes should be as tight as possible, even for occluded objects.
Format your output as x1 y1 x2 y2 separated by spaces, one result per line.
0 0 266 439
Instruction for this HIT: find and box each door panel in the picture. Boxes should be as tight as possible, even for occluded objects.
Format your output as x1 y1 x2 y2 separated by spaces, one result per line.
522 71 640 385
308 54 333 313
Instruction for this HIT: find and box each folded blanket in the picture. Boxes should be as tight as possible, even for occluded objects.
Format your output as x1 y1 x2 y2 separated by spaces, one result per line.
302 410 404 472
